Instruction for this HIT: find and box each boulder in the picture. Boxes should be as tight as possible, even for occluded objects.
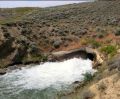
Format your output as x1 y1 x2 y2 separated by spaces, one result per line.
0 69 6 75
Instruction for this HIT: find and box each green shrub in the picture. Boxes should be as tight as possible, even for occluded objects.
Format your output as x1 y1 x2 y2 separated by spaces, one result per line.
22 54 48 64
83 72 94 83
92 41 101 48
89 40 101 48
80 39 101 48
101 45 117 56
41 55 48 62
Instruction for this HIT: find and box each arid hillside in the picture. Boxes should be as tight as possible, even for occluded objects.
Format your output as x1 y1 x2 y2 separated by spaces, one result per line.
0 0 120 68
0 7 38 24
0 1 120 99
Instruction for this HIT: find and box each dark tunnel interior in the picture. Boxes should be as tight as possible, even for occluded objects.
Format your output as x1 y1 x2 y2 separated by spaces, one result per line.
87 53 95 61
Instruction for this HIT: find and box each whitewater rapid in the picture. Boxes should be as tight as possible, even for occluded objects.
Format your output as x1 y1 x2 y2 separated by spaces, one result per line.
0 58 96 98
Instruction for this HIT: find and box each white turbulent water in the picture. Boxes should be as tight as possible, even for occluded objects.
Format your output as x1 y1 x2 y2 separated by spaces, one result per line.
0 58 96 94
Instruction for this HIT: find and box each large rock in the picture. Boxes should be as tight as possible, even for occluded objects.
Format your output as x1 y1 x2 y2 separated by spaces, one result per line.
0 69 6 75
50 47 103 68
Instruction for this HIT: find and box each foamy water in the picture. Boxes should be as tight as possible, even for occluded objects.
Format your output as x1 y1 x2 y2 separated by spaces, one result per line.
0 58 96 99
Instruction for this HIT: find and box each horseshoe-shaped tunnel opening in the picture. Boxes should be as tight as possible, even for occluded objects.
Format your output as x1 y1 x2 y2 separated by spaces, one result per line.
87 53 96 61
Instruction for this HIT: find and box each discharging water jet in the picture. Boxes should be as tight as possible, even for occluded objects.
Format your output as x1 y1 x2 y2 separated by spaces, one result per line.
0 58 96 99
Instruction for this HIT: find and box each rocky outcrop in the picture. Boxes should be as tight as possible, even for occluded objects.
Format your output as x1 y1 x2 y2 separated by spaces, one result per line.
50 47 103 68
0 25 43 68
0 69 6 75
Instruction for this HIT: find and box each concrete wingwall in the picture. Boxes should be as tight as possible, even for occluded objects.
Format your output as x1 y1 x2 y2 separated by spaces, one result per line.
49 47 103 68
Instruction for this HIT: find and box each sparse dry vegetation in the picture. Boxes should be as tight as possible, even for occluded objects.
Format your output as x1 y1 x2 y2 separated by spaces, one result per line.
0 1 120 98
